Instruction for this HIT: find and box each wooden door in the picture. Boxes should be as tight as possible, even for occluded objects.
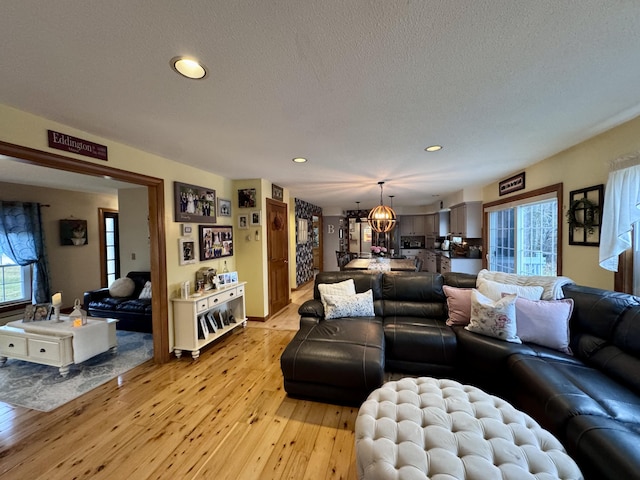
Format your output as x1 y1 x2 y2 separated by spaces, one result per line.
266 198 290 316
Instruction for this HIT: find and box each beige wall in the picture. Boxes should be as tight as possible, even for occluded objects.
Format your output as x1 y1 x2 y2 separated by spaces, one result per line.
0 181 118 309
482 115 640 290
233 179 267 317
118 187 151 274
0 104 264 346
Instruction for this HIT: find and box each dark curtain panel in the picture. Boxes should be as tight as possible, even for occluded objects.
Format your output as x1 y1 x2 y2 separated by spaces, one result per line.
0 201 51 303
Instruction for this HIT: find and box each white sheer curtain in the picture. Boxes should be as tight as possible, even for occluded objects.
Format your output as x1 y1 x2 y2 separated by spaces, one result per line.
599 151 640 271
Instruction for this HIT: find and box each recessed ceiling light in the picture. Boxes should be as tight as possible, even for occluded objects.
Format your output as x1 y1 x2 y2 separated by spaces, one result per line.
171 56 208 80
292 157 307 163
425 145 443 152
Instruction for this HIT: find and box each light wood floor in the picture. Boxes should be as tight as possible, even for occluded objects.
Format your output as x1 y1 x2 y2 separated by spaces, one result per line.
0 280 360 480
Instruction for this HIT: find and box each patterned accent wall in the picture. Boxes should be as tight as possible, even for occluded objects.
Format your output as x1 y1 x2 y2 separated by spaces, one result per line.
295 198 322 286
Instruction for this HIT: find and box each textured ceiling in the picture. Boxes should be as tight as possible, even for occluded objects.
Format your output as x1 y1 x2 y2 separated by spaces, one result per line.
2 1 640 210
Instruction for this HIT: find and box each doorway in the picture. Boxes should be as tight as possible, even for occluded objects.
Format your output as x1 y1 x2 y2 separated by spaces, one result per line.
266 198 290 316
312 215 323 271
98 208 120 288
0 140 170 363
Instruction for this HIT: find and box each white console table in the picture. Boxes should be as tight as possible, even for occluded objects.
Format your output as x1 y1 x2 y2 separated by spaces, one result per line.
0 317 117 376
171 282 247 360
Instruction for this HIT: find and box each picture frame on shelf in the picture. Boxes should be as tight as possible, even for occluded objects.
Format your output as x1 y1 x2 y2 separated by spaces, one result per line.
238 214 249 229
199 225 233 260
174 181 216 223
24 303 52 322
217 198 231 217
250 211 261 226
178 237 197 265
238 188 256 208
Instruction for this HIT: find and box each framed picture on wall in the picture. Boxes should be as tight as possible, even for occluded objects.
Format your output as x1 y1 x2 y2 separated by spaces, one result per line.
199 225 233 260
174 181 216 223
238 214 249 229
250 211 261 226
272 184 284 201
217 198 232 217
178 237 197 265
59 219 88 246
238 188 256 208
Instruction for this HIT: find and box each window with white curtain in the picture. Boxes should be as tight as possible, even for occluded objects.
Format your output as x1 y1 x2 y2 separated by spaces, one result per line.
484 186 561 276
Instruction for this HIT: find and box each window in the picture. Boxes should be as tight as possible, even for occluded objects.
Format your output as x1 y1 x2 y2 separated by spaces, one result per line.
0 253 32 305
484 184 562 276
99 209 120 287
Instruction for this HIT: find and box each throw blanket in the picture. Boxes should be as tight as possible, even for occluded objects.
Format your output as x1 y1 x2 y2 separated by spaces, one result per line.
476 269 575 300
11 318 111 363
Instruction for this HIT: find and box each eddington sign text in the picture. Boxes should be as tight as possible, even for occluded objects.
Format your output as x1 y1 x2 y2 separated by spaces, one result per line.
47 130 108 161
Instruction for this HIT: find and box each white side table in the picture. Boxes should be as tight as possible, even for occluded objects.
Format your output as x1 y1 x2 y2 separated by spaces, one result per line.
0 317 117 376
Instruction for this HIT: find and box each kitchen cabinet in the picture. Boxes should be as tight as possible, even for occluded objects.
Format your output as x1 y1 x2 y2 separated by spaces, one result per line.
425 215 436 236
400 215 426 236
425 251 438 272
400 248 426 260
426 211 450 237
449 202 482 238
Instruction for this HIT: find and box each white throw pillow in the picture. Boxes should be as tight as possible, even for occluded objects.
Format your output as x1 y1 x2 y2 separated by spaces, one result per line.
477 279 543 302
138 281 152 299
465 289 521 343
323 289 375 320
318 279 356 303
109 277 135 298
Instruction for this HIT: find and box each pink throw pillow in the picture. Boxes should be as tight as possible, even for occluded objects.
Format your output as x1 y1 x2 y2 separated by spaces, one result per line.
443 285 473 326
514 297 574 354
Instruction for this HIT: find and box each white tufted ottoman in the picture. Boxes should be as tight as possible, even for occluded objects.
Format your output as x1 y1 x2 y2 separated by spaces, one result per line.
355 377 583 480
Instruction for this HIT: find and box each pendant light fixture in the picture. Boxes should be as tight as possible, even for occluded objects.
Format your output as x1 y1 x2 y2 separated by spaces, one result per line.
355 201 362 223
368 181 397 233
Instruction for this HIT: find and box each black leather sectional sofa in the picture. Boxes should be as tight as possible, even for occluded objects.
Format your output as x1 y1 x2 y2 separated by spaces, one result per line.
83 271 152 333
280 271 640 480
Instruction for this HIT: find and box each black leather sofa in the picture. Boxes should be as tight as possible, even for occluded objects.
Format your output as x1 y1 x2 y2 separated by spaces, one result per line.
280 270 640 480
83 271 152 333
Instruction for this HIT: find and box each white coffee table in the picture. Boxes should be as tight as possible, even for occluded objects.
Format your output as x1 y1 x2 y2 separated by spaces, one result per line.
0 317 117 376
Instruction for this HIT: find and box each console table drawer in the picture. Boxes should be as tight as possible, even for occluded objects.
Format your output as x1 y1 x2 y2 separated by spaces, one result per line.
0 335 28 355
208 288 236 308
29 339 61 362
195 299 209 313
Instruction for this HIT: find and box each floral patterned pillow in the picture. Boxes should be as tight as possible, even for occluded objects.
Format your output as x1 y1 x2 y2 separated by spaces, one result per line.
465 289 521 343
323 289 375 320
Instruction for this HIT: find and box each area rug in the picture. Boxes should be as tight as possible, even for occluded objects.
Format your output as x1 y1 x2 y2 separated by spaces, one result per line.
0 330 153 412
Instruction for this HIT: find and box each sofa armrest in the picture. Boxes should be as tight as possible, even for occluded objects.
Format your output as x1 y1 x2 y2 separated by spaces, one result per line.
298 299 324 318
83 287 111 306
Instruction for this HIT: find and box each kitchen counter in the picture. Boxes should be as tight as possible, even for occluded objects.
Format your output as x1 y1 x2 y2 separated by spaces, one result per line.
429 249 481 259
425 249 482 275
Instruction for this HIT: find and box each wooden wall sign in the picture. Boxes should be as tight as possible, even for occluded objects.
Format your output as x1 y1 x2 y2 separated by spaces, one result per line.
47 130 108 161
499 172 525 196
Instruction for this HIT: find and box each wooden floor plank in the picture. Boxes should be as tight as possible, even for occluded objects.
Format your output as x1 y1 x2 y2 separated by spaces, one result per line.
0 281 368 480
